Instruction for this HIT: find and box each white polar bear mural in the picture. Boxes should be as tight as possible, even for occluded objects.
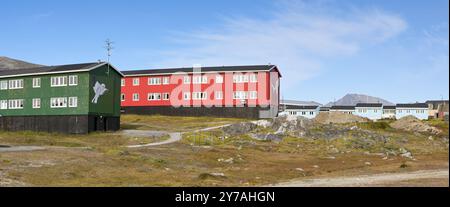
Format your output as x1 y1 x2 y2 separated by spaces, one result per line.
92 81 108 104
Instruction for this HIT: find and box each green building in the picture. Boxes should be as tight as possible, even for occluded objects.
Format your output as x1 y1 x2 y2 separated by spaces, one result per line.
0 62 123 134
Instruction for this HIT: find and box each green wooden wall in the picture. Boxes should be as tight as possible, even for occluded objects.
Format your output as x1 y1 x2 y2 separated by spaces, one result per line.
0 64 122 117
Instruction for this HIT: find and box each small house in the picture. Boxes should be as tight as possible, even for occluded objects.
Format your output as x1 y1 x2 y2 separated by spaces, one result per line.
396 103 429 120
354 103 383 120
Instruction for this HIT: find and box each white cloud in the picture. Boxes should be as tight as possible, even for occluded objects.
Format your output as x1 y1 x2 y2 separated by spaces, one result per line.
153 1 407 89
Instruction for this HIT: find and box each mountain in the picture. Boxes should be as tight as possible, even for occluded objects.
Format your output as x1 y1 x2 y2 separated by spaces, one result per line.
325 94 394 106
281 100 322 106
0 56 43 70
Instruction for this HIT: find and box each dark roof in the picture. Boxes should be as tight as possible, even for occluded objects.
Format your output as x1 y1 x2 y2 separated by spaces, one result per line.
396 103 428 108
330 105 355 110
122 65 280 76
0 62 123 78
426 100 449 104
319 107 330 111
284 105 319 110
383 105 396 109
355 103 383 108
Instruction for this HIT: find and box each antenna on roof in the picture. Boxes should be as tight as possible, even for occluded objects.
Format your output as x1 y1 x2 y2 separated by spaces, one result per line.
104 39 114 75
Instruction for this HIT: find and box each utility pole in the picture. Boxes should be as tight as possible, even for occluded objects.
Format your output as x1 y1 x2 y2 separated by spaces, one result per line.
104 39 114 75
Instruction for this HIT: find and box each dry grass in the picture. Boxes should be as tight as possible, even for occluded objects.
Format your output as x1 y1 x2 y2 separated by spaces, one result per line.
0 115 448 187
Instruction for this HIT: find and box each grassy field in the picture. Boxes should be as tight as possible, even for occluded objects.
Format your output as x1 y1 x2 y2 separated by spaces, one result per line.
0 115 448 186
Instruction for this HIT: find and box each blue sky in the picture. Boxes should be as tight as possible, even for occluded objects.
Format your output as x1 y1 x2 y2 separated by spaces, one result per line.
0 0 448 104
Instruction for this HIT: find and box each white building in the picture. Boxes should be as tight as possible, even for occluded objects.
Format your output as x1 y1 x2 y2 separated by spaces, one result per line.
329 105 355 114
382 105 396 119
396 103 429 120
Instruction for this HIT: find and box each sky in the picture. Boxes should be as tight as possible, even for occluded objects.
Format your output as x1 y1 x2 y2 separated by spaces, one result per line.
0 0 448 104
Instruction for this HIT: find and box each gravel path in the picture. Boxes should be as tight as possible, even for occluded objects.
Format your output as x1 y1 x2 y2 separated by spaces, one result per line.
270 169 449 187
0 146 46 153
127 132 181 148
125 124 232 148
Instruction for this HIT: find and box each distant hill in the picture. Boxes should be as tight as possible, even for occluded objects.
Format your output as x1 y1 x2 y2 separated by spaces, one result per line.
325 94 394 106
281 100 322 106
0 56 43 70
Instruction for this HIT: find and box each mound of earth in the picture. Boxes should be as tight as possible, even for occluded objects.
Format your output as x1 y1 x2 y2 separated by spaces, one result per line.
390 116 441 135
313 112 370 124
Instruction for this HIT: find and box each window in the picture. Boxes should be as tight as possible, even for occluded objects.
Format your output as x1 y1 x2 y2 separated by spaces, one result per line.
8 79 24 89
50 97 67 108
184 92 191 100
121 93 125 101
148 77 161 85
216 75 223 83
32 98 41 109
51 76 67 87
148 93 161 101
193 76 207 84
233 91 248 100
0 81 7 90
192 92 207 100
302 112 306 115
68 75 78 86
0 100 7 109
215 91 223 100
68 97 78 107
250 74 258 83
121 79 125 86
32 78 41 88
374 109 378 113
233 74 249 83
183 76 191 84
310 112 314 115
8 99 24 109
133 78 140 86
162 93 170 100
132 93 139 101
163 77 170 85
249 91 258 99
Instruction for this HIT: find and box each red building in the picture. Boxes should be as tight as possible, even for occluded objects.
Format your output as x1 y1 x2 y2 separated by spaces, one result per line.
120 65 281 119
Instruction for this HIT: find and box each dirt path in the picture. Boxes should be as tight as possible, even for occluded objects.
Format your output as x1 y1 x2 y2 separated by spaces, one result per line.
0 146 46 153
125 124 232 148
270 169 449 187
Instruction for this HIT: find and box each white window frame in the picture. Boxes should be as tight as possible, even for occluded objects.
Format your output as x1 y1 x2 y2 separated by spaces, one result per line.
68 75 78 86
249 91 258 99
51 76 67 87
0 81 7 90
162 93 170 100
250 74 258 83
121 79 125 86
215 91 223 100
193 76 208 84
0 100 8 109
147 93 161 101
50 97 67 108
32 98 41 109
132 93 139 101
68 97 78 108
8 79 24 89
8 99 24 109
192 92 207 100
148 77 161 85
215 75 223 84
121 93 125 102
133 78 140 86
162 77 170 85
233 91 248 100
183 76 191 84
233 75 249 83
183 92 191 100
32 78 41 88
